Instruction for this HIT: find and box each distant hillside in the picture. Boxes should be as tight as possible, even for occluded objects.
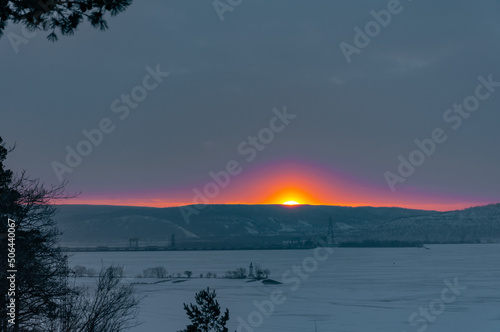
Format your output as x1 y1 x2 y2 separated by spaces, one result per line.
53 204 500 248
355 203 500 244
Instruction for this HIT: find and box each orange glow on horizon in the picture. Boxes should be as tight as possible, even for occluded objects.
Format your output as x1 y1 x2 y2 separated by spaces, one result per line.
282 200 300 206
60 161 495 212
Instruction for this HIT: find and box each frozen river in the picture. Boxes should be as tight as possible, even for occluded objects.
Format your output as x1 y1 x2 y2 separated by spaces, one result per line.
69 244 500 332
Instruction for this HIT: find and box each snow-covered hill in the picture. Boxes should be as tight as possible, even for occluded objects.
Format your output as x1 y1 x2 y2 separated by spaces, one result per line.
54 203 500 247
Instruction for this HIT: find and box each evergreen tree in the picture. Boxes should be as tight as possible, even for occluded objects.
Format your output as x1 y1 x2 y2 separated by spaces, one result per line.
179 287 231 332
0 0 133 41
0 136 142 331
0 137 72 331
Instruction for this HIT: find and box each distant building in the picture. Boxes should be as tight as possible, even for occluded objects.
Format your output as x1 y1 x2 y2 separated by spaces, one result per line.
129 237 139 248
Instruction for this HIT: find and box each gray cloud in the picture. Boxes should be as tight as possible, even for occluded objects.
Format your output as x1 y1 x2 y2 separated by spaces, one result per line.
0 0 499 203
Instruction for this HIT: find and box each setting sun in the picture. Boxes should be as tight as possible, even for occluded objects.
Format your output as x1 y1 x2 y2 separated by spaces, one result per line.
282 200 300 206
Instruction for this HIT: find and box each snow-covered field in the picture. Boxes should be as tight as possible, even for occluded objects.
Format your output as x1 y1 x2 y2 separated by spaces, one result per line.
69 244 500 332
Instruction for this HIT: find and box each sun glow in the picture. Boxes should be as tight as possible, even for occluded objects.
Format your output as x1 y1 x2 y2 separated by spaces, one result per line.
282 200 300 206
64 161 489 212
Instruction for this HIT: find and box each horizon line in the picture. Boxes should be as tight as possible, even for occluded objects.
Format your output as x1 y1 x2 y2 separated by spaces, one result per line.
55 202 499 213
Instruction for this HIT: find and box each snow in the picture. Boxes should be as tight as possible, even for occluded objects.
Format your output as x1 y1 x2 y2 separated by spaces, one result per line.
169 221 199 238
69 244 500 332
298 220 312 227
279 223 295 232
335 222 354 230
245 226 259 235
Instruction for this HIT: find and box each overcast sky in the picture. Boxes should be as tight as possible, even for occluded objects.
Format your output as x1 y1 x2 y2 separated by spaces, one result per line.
1 0 499 210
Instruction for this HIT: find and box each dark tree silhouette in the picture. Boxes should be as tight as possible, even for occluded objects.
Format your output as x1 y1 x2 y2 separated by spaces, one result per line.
56 265 142 332
0 137 74 331
0 137 141 331
179 287 231 332
0 0 133 41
